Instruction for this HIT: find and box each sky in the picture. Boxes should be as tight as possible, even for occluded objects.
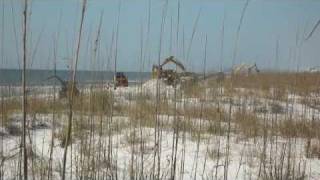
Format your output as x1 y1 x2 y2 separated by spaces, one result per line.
0 0 320 72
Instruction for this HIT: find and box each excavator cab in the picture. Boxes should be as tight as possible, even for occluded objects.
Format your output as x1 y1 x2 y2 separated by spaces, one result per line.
152 65 157 79
115 72 128 87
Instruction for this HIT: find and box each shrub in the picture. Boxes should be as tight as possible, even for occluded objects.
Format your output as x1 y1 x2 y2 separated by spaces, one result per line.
55 126 74 147
305 139 320 159
234 111 261 138
278 120 318 139
269 102 284 114
5 123 22 136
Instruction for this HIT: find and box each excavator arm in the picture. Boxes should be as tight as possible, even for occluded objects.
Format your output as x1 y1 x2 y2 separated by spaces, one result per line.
46 75 79 98
46 75 67 88
160 56 186 72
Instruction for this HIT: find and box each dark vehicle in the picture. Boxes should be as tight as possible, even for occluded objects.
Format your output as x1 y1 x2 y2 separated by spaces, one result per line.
115 72 128 87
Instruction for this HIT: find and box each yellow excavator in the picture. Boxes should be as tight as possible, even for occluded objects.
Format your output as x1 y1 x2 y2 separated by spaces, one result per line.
152 56 186 85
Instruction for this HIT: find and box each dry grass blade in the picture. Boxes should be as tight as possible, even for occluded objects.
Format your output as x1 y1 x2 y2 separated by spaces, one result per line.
62 0 87 179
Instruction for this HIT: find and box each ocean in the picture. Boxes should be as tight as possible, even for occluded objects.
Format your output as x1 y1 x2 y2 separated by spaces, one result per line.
0 69 151 86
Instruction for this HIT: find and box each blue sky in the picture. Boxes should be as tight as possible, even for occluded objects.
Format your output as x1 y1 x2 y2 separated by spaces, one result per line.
1 0 320 72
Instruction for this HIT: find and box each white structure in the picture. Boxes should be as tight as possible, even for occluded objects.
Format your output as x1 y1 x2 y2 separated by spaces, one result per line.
308 66 320 73
232 63 260 76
